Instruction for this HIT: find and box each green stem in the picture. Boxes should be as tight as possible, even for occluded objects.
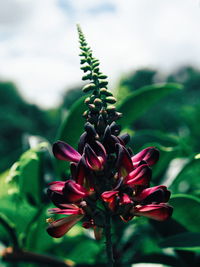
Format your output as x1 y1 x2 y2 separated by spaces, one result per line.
105 212 114 267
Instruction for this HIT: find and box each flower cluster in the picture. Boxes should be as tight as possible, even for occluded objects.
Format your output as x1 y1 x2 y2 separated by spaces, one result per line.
46 26 173 239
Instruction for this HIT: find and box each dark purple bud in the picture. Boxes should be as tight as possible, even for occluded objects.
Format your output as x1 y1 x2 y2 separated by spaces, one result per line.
116 144 133 178
53 141 81 163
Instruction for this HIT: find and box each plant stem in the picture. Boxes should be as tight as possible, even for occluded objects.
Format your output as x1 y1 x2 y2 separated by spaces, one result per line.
1 247 70 267
105 212 114 267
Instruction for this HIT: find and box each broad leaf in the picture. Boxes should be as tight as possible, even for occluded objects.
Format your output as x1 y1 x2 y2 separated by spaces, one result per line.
160 232 200 252
170 194 200 232
170 157 200 196
117 83 183 128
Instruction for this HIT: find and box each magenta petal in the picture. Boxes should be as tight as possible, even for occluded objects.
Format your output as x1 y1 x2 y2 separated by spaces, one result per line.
84 144 103 171
46 215 83 238
116 144 133 177
133 203 173 221
101 191 119 202
48 207 81 215
132 147 159 166
125 164 151 187
53 141 81 163
63 180 88 202
48 181 65 193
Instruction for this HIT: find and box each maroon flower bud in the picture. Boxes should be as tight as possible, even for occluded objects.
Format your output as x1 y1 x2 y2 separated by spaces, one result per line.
131 147 159 167
116 144 133 178
53 141 81 163
134 185 171 204
84 142 106 171
62 180 88 202
46 214 84 238
124 164 152 187
132 203 173 221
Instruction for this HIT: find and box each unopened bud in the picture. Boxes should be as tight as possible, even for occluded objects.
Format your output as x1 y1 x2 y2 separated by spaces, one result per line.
99 80 108 87
92 61 100 68
94 98 102 106
81 65 91 72
98 74 107 79
82 110 89 118
105 96 117 104
88 104 98 111
84 97 90 104
107 105 116 112
82 83 96 92
82 74 92 81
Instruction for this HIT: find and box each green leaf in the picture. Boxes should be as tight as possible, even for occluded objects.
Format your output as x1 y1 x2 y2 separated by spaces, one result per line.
117 83 183 128
8 143 48 206
55 96 86 176
170 194 200 232
170 157 200 196
160 232 200 252
56 96 86 148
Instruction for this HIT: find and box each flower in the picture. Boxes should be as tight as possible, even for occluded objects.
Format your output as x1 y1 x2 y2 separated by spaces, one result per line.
101 144 172 222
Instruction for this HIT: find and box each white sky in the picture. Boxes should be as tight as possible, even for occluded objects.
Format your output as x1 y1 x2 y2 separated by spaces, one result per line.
0 0 200 108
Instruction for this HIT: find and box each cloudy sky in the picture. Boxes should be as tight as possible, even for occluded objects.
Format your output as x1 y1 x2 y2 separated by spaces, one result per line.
0 0 200 108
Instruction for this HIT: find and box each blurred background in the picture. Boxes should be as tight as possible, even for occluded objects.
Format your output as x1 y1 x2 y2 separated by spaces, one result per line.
1 0 200 266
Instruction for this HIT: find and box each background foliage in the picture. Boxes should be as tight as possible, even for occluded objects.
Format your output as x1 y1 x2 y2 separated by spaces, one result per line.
1 65 200 266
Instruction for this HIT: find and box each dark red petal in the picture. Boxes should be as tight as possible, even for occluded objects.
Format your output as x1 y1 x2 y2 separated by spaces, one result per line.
46 215 83 238
84 144 103 171
116 144 133 178
125 164 151 187
101 191 119 202
119 193 133 205
131 147 159 166
134 185 170 203
133 203 173 221
91 141 107 161
48 181 65 193
53 141 81 163
47 190 66 208
48 207 82 215
75 157 87 185
62 180 88 202
78 132 87 154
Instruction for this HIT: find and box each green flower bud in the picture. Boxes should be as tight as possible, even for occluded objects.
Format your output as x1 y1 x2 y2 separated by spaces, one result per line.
88 104 98 111
82 83 96 92
92 62 100 68
98 74 107 79
81 65 91 72
106 105 116 112
82 74 92 81
100 88 112 96
93 67 99 73
94 98 102 106
80 59 87 64
105 96 117 104
82 110 88 118
99 80 108 87
84 97 91 104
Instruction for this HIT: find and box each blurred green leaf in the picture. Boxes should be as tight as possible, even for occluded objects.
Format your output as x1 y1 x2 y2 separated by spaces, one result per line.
9 143 48 206
55 96 86 176
170 194 200 232
56 96 86 147
117 83 183 128
170 157 200 196
160 232 200 252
